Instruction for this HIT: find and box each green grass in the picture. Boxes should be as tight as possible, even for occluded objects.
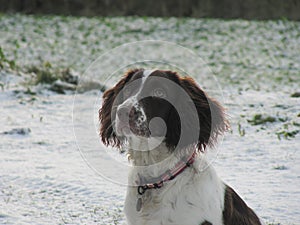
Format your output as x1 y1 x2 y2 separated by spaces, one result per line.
247 114 276 126
0 14 299 91
27 65 58 84
0 46 16 70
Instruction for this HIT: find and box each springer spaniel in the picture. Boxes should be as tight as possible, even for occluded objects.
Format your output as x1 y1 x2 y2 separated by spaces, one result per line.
99 68 262 225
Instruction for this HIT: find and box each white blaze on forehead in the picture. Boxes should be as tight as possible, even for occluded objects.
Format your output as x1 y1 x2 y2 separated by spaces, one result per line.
118 69 153 118
118 69 156 125
143 69 156 78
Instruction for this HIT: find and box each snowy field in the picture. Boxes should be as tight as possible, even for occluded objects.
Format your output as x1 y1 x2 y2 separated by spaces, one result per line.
0 14 299 224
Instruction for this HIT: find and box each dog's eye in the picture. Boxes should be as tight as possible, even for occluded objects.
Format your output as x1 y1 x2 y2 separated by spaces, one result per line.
152 88 166 98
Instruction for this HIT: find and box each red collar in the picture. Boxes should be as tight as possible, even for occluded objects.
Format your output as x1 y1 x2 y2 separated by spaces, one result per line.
137 151 197 195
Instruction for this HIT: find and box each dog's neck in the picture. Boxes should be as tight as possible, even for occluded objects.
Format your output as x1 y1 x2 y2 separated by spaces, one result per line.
127 136 170 166
125 136 197 184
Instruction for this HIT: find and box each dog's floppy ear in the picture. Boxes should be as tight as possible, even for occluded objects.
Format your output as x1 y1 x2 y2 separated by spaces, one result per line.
99 68 140 148
180 76 229 151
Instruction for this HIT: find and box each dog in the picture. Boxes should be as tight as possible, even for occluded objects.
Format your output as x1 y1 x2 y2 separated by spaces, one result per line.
99 68 262 225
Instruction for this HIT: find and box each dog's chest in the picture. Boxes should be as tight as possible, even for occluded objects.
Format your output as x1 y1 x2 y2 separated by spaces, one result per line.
124 165 225 225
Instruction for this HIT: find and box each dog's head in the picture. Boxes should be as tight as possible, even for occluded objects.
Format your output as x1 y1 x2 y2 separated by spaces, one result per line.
99 68 228 152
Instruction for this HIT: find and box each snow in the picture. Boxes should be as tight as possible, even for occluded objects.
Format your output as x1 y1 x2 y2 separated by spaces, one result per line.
0 14 300 224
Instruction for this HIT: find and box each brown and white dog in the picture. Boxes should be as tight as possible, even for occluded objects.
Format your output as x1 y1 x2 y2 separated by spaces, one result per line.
99 68 262 225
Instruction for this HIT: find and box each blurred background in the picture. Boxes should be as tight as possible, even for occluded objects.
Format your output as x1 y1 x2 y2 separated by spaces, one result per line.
1 0 300 20
1 1 300 225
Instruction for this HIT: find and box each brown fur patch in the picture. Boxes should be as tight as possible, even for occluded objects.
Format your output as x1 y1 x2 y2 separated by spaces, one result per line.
223 185 261 225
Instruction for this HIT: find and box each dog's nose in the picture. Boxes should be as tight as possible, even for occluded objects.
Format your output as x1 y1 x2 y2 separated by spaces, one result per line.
117 106 130 122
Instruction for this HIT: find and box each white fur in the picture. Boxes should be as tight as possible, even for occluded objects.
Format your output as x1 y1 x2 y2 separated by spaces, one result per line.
110 70 261 225
124 141 225 225
115 69 157 140
143 69 156 78
117 70 226 224
115 69 159 142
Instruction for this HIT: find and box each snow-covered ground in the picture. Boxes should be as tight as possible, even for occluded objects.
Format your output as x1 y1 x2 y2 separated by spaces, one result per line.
0 14 299 224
